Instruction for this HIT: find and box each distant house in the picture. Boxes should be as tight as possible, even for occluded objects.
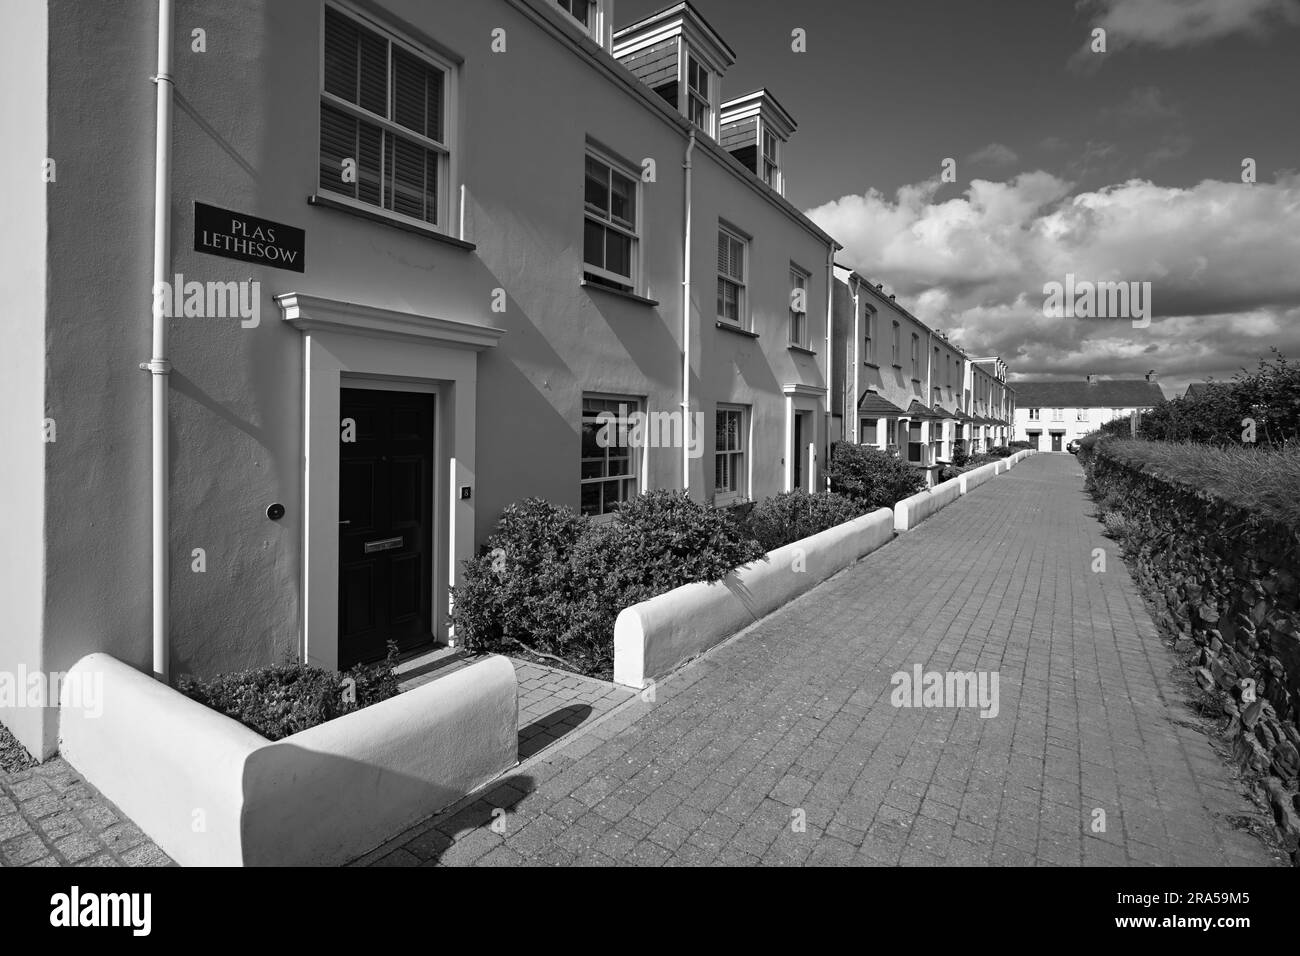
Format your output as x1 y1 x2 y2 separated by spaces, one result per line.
1012 373 1166 451
1183 382 1221 399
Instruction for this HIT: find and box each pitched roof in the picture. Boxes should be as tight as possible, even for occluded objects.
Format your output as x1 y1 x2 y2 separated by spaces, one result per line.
1184 382 1223 398
858 391 905 416
1013 379 1166 408
903 400 943 421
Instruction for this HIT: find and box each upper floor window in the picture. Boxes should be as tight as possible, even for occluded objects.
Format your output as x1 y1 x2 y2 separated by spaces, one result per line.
1077 409 1089 421
583 150 639 292
687 56 712 134
1028 408 1040 420
891 321 901 366
911 334 920 379
1052 408 1065 421
761 129 780 190
581 395 639 516
863 307 876 365
789 266 809 347
717 226 748 327
320 4 452 231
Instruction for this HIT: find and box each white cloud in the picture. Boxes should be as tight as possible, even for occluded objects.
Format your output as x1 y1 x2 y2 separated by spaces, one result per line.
966 143 1019 167
1079 0 1300 51
806 171 1300 386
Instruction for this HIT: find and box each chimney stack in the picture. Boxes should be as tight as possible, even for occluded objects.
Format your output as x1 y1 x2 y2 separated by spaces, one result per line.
1086 373 1098 385
1145 369 1158 382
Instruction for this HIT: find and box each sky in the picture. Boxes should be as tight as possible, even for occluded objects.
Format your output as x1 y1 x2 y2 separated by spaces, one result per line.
614 0 1300 397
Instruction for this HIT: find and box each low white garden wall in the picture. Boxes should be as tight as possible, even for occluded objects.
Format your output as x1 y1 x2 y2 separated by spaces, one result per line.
896 450 1036 532
613 507 895 689
59 652 517 866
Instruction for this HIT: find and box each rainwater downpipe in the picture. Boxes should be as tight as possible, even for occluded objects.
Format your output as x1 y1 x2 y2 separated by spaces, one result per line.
146 0 174 682
681 130 695 493
823 244 836 489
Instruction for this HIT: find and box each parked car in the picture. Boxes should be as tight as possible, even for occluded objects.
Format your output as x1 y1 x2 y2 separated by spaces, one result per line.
1066 439 1081 454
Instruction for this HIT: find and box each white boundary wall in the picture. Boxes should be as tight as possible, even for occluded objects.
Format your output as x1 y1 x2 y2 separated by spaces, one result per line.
59 653 517 866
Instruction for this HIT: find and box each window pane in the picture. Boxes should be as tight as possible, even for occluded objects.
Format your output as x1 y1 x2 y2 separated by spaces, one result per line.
387 135 426 219
581 483 601 516
392 47 428 136
358 122 383 206
605 230 631 278
319 103 356 198
324 7 359 103
584 157 609 213
715 454 729 492
584 220 605 270
610 172 635 228
357 28 388 116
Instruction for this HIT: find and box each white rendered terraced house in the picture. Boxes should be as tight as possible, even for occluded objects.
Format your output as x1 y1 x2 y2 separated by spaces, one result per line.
2 0 842 759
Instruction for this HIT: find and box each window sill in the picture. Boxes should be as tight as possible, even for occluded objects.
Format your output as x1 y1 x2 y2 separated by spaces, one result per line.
581 281 659 307
863 361 879 369
713 494 751 509
911 378 922 385
716 321 759 338
892 364 903 371
788 344 817 356
307 194 477 251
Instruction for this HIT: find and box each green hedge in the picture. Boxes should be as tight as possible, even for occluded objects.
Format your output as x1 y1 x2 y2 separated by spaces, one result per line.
741 490 870 552
1084 440 1300 767
180 644 400 741
826 442 926 508
452 492 765 679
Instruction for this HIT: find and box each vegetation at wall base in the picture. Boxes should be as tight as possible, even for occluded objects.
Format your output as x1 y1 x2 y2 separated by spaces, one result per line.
826 441 926 508
179 642 401 741
1082 437 1300 859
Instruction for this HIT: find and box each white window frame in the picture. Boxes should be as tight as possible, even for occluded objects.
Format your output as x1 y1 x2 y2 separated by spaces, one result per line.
891 321 901 366
1029 408 1041 420
1052 408 1065 421
1076 408 1089 421
318 1 458 235
863 306 876 365
761 127 781 192
714 405 749 505
686 54 713 135
583 146 641 292
580 394 641 517
789 264 810 348
717 224 749 328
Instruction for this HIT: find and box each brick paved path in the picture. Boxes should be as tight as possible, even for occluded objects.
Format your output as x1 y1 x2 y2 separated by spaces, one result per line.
0 758 171 867
362 454 1282 867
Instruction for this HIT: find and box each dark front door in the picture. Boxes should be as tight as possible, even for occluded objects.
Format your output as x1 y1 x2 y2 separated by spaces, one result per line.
338 388 435 669
793 413 804 490
1051 432 1063 452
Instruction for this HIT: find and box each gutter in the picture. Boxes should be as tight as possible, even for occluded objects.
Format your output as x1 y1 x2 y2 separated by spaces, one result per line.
681 129 695 493
143 0 174 681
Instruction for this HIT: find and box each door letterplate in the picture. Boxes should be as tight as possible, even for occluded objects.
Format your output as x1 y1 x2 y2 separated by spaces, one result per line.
364 536 404 554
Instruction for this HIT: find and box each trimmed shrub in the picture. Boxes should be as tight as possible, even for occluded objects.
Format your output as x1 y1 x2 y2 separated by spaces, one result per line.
987 445 1012 458
952 443 970 468
453 493 764 679
1009 440 1033 451
179 643 400 741
826 442 926 509
742 490 869 552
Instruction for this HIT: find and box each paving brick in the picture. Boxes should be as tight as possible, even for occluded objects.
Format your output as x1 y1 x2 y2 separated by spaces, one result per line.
365 457 1281 868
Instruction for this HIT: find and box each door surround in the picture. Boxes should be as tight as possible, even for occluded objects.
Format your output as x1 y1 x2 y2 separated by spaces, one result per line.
782 383 826 493
277 292 505 672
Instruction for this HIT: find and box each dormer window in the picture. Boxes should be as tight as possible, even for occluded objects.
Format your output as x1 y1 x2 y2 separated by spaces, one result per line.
555 0 611 47
720 90 796 196
613 4 736 138
687 56 712 133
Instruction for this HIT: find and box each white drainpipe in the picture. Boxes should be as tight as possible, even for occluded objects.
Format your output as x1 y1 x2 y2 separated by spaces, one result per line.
680 130 695 494
145 0 174 681
850 274 861 443
823 244 836 488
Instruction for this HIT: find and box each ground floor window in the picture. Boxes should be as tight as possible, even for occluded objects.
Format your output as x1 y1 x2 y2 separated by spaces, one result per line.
859 417 878 447
581 395 639 516
715 405 747 504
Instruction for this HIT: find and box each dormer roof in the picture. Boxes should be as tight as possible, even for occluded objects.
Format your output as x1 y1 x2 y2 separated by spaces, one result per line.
613 2 737 73
720 89 797 140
